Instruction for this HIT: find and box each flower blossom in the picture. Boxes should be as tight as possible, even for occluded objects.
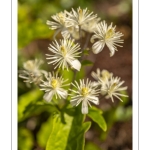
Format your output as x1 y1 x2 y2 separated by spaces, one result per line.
19 59 45 84
91 69 128 102
70 79 100 114
91 21 124 56
46 38 81 71
40 72 69 102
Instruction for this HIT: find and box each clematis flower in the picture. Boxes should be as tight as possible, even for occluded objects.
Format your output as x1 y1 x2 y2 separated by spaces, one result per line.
91 21 124 56
40 72 69 102
46 11 72 39
65 7 97 28
91 69 128 102
19 59 46 84
46 38 81 71
70 79 100 114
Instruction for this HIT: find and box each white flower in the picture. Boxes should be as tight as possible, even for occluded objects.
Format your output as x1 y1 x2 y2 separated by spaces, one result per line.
91 21 124 56
40 72 69 102
65 7 97 28
91 69 128 102
46 38 81 71
46 11 72 39
81 17 101 33
101 76 128 102
91 68 113 83
70 79 100 114
19 59 45 84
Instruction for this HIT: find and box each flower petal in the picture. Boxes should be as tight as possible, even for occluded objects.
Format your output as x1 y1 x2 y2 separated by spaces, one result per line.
70 59 81 71
43 91 54 102
57 88 68 99
82 100 88 114
106 42 116 57
61 30 70 39
88 96 99 105
92 41 105 54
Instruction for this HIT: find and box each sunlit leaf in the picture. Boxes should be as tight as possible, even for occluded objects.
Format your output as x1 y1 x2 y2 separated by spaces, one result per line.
88 106 107 131
37 115 54 148
46 111 91 150
18 89 43 121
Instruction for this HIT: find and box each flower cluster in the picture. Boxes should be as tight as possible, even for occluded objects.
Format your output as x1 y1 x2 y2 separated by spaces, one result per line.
91 69 128 102
19 7 128 114
19 59 46 84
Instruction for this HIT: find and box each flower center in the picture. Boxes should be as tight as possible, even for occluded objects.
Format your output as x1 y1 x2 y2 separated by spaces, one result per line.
109 83 117 93
58 12 65 24
105 29 114 39
60 46 67 56
81 87 89 96
51 79 58 88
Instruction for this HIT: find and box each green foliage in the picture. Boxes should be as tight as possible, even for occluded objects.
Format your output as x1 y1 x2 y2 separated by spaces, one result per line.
18 88 43 121
82 60 93 66
18 128 34 150
88 106 107 131
85 142 101 150
37 115 54 148
46 112 91 150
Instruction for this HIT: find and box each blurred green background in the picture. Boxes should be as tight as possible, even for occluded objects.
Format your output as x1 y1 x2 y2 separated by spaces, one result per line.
18 0 132 150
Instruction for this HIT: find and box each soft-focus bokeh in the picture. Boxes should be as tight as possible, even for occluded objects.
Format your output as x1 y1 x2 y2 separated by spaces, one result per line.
18 0 132 149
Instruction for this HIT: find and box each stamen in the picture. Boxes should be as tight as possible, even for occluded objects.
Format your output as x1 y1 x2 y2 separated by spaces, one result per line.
105 29 114 39
109 83 117 93
81 87 89 96
51 79 58 88
60 46 67 56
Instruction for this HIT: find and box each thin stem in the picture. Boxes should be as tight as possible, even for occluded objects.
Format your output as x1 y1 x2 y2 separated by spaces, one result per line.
79 25 82 46
83 33 91 50
79 33 91 62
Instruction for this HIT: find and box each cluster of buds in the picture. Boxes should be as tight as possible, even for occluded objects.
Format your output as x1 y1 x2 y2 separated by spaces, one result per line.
19 7 128 114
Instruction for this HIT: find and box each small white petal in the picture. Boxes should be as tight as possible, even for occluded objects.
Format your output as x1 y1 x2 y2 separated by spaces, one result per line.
57 88 68 99
61 30 70 39
43 91 54 102
82 100 88 114
106 43 115 57
70 59 81 71
92 41 105 54
91 81 100 87
88 96 99 105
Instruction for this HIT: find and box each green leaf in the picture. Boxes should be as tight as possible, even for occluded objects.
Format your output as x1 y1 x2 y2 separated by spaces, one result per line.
22 102 59 120
46 112 91 150
18 128 34 150
37 115 54 148
82 60 93 66
88 106 107 131
18 89 43 121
